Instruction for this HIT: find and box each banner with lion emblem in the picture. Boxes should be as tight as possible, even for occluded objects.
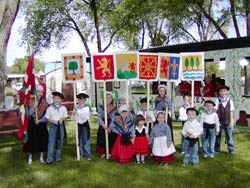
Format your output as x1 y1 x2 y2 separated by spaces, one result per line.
91 54 115 82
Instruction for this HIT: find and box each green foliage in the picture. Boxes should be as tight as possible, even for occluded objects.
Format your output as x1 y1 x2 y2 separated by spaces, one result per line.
7 56 44 74
68 61 78 74
0 120 250 188
190 57 195 70
196 57 200 69
184 58 189 70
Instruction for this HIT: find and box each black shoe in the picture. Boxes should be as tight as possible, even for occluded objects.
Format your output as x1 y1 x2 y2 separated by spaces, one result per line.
46 161 53 165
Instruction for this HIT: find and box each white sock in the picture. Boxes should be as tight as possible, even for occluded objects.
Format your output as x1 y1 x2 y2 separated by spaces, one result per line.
141 155 145 162
40 152 43 158
136 155 140 162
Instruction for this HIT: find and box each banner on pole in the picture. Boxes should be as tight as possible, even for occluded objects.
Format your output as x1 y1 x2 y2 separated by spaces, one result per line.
139 53 158 80
180 52 204 81
157 53 180 81
62 53 86 83
114 51 139 80
91 54 115 82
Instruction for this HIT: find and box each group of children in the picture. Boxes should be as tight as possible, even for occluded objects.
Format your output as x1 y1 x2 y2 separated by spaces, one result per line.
23 83 235 168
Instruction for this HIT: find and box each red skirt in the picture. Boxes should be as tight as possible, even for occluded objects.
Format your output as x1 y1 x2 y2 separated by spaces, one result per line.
133 136 149 155
153 154 174 163
111 135 133 164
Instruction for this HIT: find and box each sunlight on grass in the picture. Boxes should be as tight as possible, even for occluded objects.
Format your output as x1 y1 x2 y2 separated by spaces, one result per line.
0 117 250 188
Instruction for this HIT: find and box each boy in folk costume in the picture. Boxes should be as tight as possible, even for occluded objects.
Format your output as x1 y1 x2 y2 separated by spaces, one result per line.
110 105 135 164
201 100 220 158
96 91 117 158
72 93 91 160
137 97 156 135
179 93 192 154
133 115 150 164
215 85 235 155
45 92 67 164
150 111 175 166
23 85 49 165
182 108 203 167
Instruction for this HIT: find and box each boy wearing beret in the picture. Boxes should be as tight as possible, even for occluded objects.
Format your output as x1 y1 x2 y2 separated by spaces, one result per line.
215 85 235 155
72 93 91 160
45 91 68 164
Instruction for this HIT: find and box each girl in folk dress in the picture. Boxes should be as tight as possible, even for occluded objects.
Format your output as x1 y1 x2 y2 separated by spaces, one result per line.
96 91 117 158
111 105 135 164
150 111 175 166
133 115 150 164
23 85 48 165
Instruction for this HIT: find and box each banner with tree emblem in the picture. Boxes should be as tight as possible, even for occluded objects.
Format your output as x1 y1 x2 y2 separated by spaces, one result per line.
157 53 180 81
181 52 204 81
62 53 86 83
92 54 115 82
139 53 158 80
114 51 139 80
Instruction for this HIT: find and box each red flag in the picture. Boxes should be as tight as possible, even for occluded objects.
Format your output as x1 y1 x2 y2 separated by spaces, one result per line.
18 54 36 142
139 54 158 80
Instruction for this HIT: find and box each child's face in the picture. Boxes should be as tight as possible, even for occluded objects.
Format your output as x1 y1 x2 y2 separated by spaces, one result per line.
187 110 197 121
37 91 43 98
138 120 145 126
219 89 228 98
141 102 147 109
53 96 62 104
157 113 165 124
183 96 191 105
78 98 86 105
120 111 128 118
158 88 166 97
106 94 113 104
205 103 214 112
119 98 126 105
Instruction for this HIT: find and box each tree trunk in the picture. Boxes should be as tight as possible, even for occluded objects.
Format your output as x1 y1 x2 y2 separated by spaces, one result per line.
246 0 250 36
230 0 241 37
0 0 20 108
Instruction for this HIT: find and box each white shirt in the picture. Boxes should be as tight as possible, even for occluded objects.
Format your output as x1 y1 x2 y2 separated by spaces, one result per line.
215 97 235 111
182 119 203 138
135 126 148 134
137 109 156 123
45 104 68 121
179 105 191 121
200 112 220 132
75 105 90 124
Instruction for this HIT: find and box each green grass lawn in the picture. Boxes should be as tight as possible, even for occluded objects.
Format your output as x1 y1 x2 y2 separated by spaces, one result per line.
0 117 250 188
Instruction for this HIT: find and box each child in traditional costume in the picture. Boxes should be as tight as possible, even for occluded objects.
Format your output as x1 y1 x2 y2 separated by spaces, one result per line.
155 84 173 140
111 105 135 164
150 111 175 166
133 115 149 164
137 97 155 135
201 100 220 158
215 85 235 155
23 85 48 165
96 91 117 158
182 108 203 167
45 91 67 164
179 93 192 154
72 93 91 160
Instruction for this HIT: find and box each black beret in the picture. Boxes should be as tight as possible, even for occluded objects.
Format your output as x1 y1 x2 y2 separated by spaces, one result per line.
76 93 89 99
52 91 64 99
186 107 198 116
204 100 215 106
140 98 147 103
217 85 230 92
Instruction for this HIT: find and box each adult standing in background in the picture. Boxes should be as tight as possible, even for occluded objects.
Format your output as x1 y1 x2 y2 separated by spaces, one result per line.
37 76 46 98
4 79 17 110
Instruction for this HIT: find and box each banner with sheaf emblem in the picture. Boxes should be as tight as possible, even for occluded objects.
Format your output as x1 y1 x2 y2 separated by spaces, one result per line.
181 52 204 81
62 53 86 83
114 52 139 80
91 54 115 82
157 53 180 81
139 53 158 80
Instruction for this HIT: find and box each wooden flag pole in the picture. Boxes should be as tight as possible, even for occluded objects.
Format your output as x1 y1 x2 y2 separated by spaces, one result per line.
73 82 80 160
103 82 109 159
165 81 171 123
191 81 194 107
146 81 150 129
126 80 129 106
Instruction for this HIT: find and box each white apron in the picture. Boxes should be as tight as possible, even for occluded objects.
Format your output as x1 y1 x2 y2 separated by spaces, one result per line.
152 136 176 156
